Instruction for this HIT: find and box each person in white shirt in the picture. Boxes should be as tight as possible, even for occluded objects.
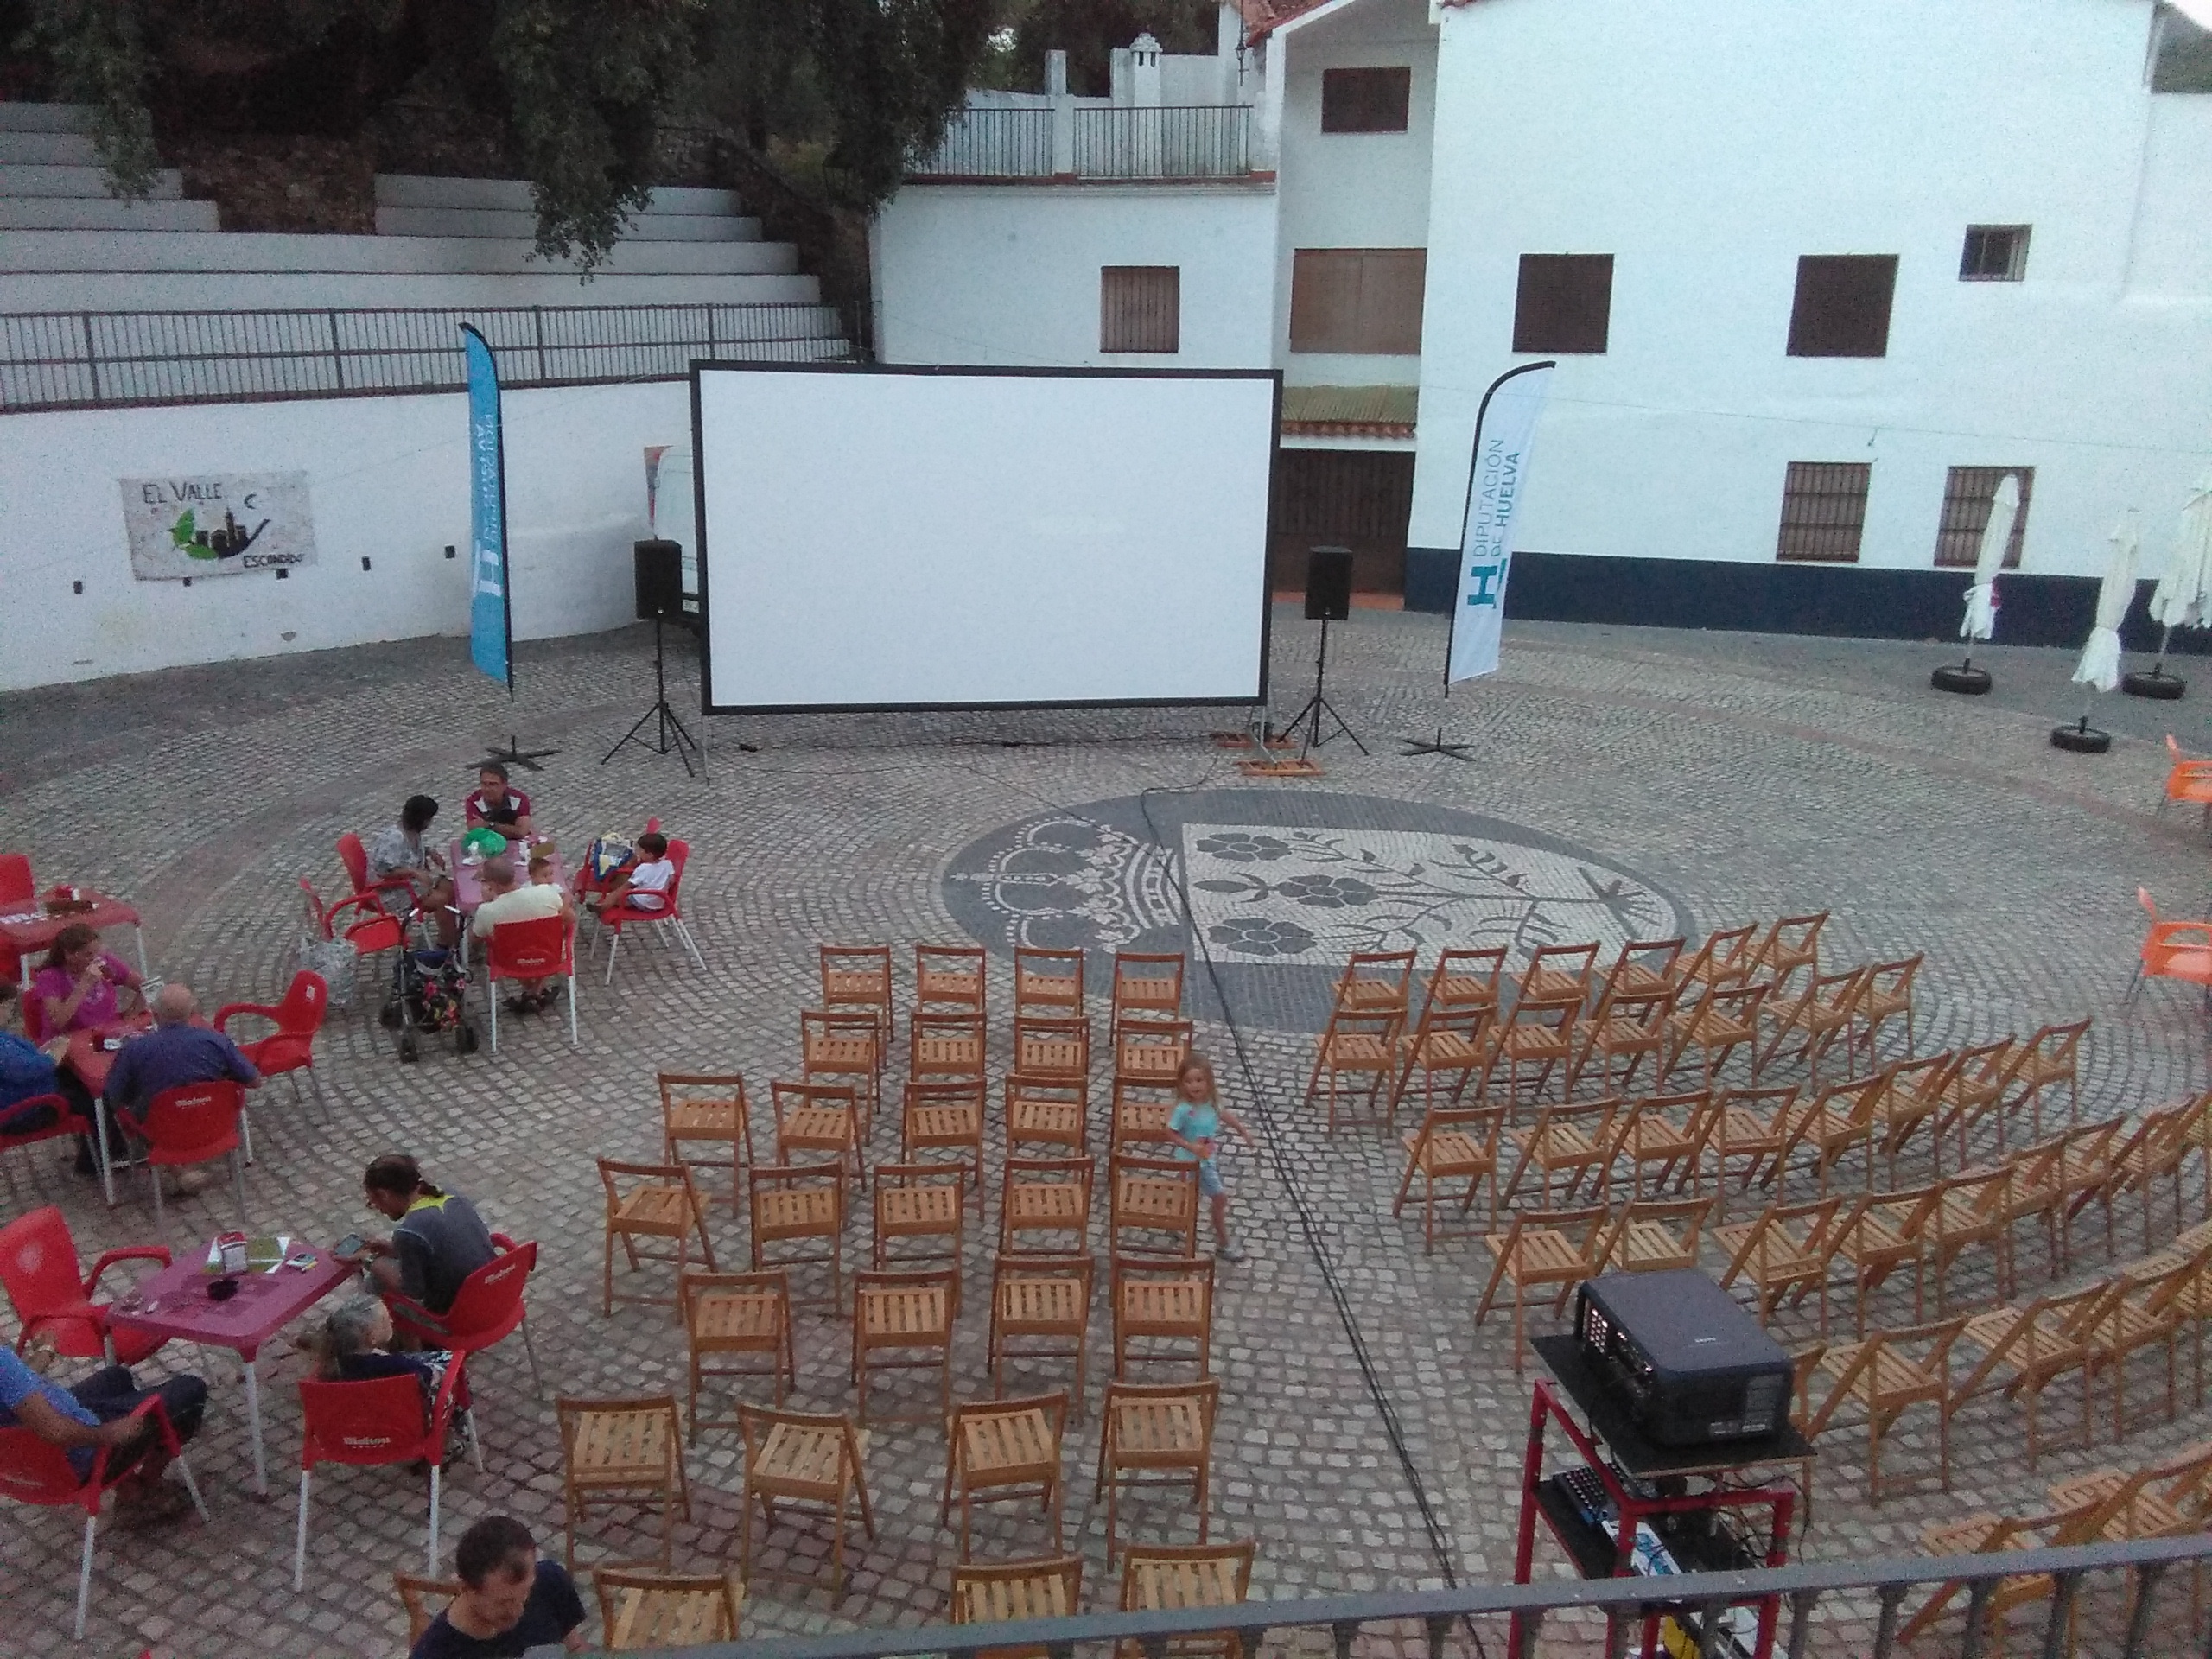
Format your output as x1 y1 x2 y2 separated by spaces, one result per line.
470 860 569 1013
595 831 676 914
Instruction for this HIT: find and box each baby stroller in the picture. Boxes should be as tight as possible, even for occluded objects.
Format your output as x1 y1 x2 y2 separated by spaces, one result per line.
379 944 479 1062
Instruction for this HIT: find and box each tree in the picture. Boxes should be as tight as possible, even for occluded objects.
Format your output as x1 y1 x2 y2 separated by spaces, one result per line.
999 0 1218 98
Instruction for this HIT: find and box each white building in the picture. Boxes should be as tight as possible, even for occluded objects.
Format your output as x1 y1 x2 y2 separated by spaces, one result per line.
871 0 2212 645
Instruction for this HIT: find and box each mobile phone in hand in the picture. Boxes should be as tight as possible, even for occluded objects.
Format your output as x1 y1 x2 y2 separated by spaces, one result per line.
333 1233 365 1258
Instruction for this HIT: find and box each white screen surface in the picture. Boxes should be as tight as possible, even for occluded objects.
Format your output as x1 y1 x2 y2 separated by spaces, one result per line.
695 366 1276 710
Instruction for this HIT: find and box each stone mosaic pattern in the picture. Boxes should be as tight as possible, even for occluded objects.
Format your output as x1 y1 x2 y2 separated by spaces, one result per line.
0 612 2209 1656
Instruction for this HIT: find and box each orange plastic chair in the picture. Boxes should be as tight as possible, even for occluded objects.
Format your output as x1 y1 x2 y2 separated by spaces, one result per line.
2158 734 2212 829
2131 887 2212 1010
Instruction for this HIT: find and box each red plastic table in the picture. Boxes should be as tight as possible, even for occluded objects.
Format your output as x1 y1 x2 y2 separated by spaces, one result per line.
0 891 149 988
105 1244 353 1496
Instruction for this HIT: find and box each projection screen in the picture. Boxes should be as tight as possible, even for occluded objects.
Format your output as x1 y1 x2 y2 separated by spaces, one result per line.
692 364 1279 713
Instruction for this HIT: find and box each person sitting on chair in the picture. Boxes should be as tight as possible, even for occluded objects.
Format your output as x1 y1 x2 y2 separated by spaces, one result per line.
0 1342 208 1526
410 1513 586 1658
103 983 260 1198
30 923 145 1040
367 795 459 947
470 860 568 1014
0 982 70 1138
307 1295 466 1444
587 830 673 914
463 764 534 839
342 1154 497 1319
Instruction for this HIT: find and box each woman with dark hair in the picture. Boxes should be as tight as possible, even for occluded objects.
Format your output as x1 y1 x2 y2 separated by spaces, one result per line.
29 922 144 1039
338 1154 497 1317
366 794 458 947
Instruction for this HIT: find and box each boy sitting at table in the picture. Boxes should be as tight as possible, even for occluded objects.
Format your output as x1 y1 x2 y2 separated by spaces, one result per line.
586 830 675 914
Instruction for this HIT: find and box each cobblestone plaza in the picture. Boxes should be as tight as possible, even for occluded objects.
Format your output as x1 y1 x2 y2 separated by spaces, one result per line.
3 607 2211 1657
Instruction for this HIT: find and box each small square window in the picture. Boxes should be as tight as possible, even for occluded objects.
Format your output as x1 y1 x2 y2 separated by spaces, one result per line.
1776 461 1872 563
1100 266 1179 353
1321 67 1412 133
1934 467 2033 568
1289 249 1426 354
1960 226 2029 282
1786 255 1897 358
1512 254 1613 354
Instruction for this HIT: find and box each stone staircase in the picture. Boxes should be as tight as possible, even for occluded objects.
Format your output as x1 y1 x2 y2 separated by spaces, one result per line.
0 103 219 232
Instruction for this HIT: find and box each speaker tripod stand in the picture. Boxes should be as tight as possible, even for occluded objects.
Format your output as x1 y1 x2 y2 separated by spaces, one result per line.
601 615 703 777
1284 614 1367 760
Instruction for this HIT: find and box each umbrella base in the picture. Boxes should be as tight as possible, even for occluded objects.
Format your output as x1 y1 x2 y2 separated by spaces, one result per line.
2050 723 2112 754
1931 664 1993 695
2122 668 2186 700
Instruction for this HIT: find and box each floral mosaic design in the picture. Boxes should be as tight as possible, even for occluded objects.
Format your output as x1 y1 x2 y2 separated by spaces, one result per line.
943 813 1181 953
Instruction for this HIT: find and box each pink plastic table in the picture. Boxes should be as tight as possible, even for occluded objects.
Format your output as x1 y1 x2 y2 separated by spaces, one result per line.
106 1245 353 1496
0 890 149 987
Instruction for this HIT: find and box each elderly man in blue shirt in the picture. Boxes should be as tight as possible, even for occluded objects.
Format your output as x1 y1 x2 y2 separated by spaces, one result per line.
105 982 261 1196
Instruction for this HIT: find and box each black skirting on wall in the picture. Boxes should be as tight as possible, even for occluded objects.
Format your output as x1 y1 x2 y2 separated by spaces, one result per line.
1401 547 2202 655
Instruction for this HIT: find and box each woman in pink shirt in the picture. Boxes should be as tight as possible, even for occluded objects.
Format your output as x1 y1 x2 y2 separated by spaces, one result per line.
31 922 144 1039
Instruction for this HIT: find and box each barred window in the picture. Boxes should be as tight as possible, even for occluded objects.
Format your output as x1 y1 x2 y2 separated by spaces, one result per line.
1289 249 1427 354
1776 462 1872 563
1933 467 2033 568
1786 255 1897 358
1513 254 1613 354
1960 226 2029 282
1321 67 1412 132
1100 266 1180 353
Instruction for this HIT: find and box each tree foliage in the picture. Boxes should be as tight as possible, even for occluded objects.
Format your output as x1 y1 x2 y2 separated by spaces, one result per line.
998 0 1218 98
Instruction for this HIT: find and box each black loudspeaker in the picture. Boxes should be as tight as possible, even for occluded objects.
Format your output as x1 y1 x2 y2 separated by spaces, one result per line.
1305 544 1352 622
633 539 683 621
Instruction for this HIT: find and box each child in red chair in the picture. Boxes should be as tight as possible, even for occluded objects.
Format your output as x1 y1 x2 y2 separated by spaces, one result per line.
588 830 674 915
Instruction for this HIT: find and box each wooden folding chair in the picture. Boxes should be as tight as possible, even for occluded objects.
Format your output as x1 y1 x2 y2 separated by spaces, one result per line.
1002 1155 1093 1255
1602 936 1687 1003
594 1565 743 1650
1111 1155 1200 1257
903 1077 985 1211
1702 1084 1798 1219
1498 1096 1622 1211
2077 1105 2192 1256
873 1162 966 1281
1304 1007 1400 1133
1110 1082 1177 1154
850 1267 956 1425
1563 981 1673 1099
1384 1003 1491 1127
1754 964 1871 1084
2044 1118 2126 1266
1900 1491 2126 1653
1516 941 1601 1007
557 1395 690 1571
1112 952 1185 1024
737 1405 874 1596
1007 1074 1089 1157
599 1158 716 1316
1116 1541 1256 1659
1768 1071 1891 1196
1476 1205 1611 1371
2049 1439 2212 1627
749 1163 845 1315
1929 1035 2018 1165
1714 1195 1846 1334
943 1392 1068 1560
659 1071 753 1215
1393 1103 1503 1251
1610 1090 1714 1199
1833 1185 1938 1334
1014 947 1084 1018
2000 1126 2098 1285
1750 910 1828 993
1794 1316 1966 1505
912 1011 988 1085
393 1573 461 1645
1421 945 1508 1021
990 1253 1093 1408
916 944 988 1020
1660 982 1768 1090
1484 990 1583 1113
1954 1281 2105 1471
1999 1017 2091 1141
1875 1050 1957 1182
1674 923 1762 1006
1333 949 1415 1020
1595 1196 1713 1274
801 1009 885 1130
1117 1537 1255 1624
1096 1378 1219 1569
1113 1254 1214 1380
952 1555 1083 1659
681 1268 795 1436
1926 1163 2018 1311
2085 1247 2207 1440
1112 1016 1192 1099
1015 1015 1092 1087
1852 954 1923 1067
772 1078 864 1190
820 944 894 1046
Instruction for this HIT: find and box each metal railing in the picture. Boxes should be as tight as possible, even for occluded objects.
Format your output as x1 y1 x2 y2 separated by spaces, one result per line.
1073 105 1251 178
529 1533 2212 1659
0 301 858 414
914 106 1058 178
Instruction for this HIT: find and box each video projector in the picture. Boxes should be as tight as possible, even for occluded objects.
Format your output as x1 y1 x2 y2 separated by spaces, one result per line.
1573 1269 1793 1449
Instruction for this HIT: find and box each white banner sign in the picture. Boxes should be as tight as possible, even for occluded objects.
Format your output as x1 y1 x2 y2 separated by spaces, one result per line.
119 471 315 582
1448 366 1553 683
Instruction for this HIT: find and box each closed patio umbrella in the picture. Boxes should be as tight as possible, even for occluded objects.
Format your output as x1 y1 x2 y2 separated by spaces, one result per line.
2132 473 2212 697
1933 473 2018 694
2054 510 2139 753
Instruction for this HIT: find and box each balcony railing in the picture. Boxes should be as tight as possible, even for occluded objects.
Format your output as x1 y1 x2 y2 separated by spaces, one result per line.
1073 105 1251 178
916 107 1058 178
0 302 859 414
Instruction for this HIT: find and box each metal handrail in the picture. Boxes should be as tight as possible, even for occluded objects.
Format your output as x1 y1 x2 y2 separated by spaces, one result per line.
1071 105 1251 179
527 1532 2212 1659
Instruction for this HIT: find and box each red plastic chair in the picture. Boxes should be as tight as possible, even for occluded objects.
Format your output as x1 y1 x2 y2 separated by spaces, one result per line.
0 1205 170 1365
385 1234 544 1398
215 971 329 1120
0 1393 207 1637
337 832 415 906
598 836 708 985
110 1079 247 1229
0 852 30 983
292 1361 468 1589
483 913 577 1052
0 1092 89 1181
2131 887 2212 1010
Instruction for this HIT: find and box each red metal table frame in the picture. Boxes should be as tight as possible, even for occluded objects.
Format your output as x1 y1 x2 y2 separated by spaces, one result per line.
1511 1377 1796 1659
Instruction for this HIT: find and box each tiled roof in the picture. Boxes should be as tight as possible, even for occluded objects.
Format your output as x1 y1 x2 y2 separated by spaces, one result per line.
1280 383 1418 438
1234 0 1340 39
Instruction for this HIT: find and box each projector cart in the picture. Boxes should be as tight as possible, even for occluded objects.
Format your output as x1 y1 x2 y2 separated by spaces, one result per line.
1513 1337 1814 1659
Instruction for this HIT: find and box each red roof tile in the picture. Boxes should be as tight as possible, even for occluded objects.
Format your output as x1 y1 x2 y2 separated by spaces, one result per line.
1234 0 1340 39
